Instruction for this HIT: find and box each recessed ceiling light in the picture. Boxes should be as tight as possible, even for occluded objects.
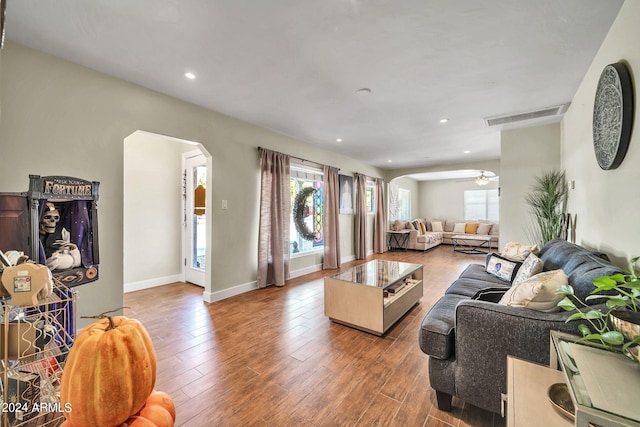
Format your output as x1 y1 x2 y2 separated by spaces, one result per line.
185 72 196 80
356 88 372 95
387 159 393 163
336 138 342 142
440 118 449 123
464 150 471 154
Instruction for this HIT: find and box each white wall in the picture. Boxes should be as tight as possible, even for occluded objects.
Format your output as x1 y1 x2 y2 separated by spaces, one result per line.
123 132 192 291
0 42 383 326
562 0 640 266
418 165 500 220
500 123 561 247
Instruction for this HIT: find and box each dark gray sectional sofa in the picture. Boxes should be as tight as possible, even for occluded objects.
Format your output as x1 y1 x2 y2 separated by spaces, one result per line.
418 239 622 414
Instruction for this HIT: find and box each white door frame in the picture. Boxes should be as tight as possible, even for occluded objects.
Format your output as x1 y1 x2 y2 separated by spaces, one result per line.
183 149 208 287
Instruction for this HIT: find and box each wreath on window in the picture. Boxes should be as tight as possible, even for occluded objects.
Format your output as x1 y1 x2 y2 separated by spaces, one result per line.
292 186 318 241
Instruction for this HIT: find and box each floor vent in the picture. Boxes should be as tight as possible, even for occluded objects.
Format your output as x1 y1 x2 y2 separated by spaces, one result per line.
484 103 570 127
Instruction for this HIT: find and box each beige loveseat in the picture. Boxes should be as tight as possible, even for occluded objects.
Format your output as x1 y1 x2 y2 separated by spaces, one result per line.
392 219 443 251
425 219 499 249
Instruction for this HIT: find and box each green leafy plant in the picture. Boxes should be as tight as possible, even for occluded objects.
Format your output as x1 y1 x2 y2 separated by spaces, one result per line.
557 256 640 354
525 169 568 248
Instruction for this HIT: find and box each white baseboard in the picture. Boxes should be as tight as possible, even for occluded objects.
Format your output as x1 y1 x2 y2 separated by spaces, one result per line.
203 281 258 303
341 254 356 263
290 263 323 278
124 274 184 293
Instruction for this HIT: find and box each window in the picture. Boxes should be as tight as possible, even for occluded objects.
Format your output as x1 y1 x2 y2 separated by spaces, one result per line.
398 189 411 220
464 189 499 221
290 164 323 255
366 180 375 214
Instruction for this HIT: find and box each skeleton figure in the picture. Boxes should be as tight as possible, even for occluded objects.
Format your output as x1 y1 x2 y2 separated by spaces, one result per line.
39 202 81 271
40 202 60 235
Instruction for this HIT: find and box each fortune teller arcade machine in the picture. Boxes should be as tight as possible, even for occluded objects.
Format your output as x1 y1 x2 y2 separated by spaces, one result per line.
0 175 100 339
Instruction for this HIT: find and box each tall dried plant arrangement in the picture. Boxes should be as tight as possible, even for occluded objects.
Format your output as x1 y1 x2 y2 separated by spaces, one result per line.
525 169 569 248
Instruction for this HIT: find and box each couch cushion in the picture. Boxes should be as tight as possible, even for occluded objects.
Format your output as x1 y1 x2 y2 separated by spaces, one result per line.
445 220 456 232
538 239 622 302
457 264 511 286
486 253 522 282
489 223 499 235
445 277 510 298
498 269 568 312
419 294 468 359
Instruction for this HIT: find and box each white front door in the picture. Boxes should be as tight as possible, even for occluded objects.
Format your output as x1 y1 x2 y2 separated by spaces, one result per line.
184 151 207 287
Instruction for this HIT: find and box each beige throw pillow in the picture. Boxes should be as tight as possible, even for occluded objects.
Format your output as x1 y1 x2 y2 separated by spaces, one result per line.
476 223 491 235
501 241 538 262
498 270 568 312
432 221 443 232
453 222 466 233
512 253 544 286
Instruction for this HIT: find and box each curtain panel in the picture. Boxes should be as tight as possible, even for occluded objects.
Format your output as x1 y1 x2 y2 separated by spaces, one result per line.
323 166 341 269
257 149 290 287
354 173 367 260
374 178 387 254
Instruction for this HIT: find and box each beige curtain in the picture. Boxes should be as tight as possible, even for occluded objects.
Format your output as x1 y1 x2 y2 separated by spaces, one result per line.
374 178 387 253
354 173 367 260
257 149 290 287
323 166 341 269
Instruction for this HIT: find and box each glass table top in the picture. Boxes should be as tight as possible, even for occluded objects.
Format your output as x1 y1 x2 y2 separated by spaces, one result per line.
550 330 640 425
328 260 422 288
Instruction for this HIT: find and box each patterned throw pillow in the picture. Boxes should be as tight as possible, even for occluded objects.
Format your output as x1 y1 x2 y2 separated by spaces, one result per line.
412 220 422 234
512 253 544 286
486 253 523 282
453 222 466 233
501 241 538 262
431 221 444 232
498 270 568 312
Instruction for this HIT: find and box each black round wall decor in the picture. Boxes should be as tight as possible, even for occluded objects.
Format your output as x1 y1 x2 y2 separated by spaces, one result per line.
592 62 634 170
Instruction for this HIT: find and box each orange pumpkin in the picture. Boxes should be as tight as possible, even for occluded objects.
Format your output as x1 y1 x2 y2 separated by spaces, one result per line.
60 315 157 427
145 391 176 421
137 405 173 427
120 416 157 427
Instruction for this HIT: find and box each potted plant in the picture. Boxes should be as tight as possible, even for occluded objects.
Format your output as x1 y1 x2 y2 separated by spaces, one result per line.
557 256 640 361
525 169 569 249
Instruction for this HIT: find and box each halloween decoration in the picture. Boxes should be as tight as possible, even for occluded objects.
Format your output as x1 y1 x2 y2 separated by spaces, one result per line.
60 314 157 427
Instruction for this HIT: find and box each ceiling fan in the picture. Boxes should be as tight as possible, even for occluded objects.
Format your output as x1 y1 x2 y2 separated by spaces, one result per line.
456 171 498 186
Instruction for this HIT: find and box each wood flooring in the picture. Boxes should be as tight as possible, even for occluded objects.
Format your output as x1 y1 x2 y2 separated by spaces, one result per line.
124 246 507 427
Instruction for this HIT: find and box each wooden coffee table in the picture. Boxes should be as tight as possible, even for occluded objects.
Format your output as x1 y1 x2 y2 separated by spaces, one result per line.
452 234 493 254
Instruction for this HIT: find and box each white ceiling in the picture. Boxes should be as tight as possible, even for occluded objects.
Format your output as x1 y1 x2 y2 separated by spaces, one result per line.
3 0 624 170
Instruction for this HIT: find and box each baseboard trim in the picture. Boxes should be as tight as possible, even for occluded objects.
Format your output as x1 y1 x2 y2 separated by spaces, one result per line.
290 263 323 278
124 274 184 293
203 281 258 303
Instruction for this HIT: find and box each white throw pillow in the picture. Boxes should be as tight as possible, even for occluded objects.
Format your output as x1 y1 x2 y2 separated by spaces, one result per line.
431 221 443 232
501 241 538 262
498 270 568 312
453 222 466 233
512 253 544 286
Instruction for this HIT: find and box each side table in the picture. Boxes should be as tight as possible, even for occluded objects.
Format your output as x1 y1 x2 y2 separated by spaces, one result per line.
505 356 572 427
387 230 410 251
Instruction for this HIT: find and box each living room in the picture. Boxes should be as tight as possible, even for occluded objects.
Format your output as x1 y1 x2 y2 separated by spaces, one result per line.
1 0 639 426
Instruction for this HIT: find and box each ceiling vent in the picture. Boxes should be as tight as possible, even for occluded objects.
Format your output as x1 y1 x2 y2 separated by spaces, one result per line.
484 103 570 127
